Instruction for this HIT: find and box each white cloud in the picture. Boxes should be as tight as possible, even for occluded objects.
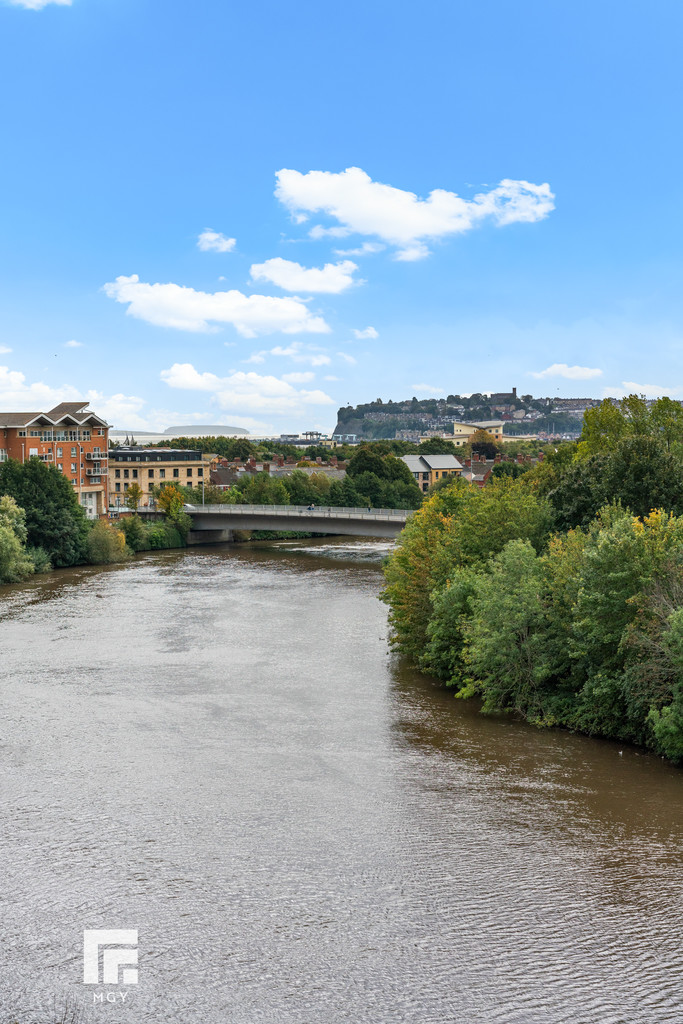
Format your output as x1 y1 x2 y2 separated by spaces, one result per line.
282 371 315 384
103 274 330 337
531 363 603 381
603 382 682 400
411 383 445 395
337 352 356 365
245 341 331 366
0 346 12 354
334 242 385 256
9 0 71 8
250 257 359 294
275 166 554 260
197 229 236 253
64 339 82 348
160 362 334 413
352 326 378 340
324 375 341 381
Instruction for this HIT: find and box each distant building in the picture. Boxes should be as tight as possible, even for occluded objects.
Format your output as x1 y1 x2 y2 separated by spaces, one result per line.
450 420 505 445
109 446 206 507
401 454 463 493
0 401 109 518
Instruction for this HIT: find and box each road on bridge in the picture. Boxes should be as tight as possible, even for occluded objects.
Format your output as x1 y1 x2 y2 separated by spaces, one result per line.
179 502 414 539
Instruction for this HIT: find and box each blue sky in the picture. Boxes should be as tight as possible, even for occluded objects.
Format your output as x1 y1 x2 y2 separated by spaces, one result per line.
1 0 682 433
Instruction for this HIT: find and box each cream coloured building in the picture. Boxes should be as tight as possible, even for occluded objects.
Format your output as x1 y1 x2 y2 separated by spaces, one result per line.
109 446 207 507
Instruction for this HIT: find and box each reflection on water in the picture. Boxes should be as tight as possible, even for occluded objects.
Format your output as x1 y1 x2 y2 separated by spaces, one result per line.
1 539 682 1024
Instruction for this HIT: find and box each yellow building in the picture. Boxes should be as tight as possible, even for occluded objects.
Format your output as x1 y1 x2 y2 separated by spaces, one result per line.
401 454 464 493
109 446 207 507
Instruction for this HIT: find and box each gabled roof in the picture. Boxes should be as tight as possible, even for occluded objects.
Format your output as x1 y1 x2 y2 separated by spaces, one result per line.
401 454 464 473
0 412 43 427
46 402 89 419
421 454 464 470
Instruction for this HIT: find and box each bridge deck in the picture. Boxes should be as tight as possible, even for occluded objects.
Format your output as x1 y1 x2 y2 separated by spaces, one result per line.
137 503 415 539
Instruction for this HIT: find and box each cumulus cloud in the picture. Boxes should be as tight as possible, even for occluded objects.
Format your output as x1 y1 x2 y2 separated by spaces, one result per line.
531 363 603 380
282 371 315 384
324 375 342 381
9 0 71 8
197 229 236 253
352 326 378 340
245 341 331 367
603 382 682 400
160 362 334 413
334 242 385 256
0 346 12 354
103 274 330 337
250 257 359 293
0 367 152 427
337 352 357 365
65 339 82 348
276 166 554 260
411 383 445 395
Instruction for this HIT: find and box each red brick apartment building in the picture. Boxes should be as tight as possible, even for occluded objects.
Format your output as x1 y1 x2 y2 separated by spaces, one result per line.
0 401 109 518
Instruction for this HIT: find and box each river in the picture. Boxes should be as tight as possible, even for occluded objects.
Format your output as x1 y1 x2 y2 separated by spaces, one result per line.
2 539 683 1024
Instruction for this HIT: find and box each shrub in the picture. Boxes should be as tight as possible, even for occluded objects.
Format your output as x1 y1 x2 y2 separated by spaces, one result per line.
86 521 132 564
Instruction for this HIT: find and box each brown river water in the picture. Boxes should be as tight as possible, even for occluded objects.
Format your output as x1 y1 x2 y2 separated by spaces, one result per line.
1 538 683 1024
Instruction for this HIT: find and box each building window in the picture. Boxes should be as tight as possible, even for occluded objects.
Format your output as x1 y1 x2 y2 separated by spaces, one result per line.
132 469 138 479
124 469 129 479
0 449 6 462
71 463 77 472
115 482 120 492
197 468 203 477
81 431 90 440
148 469 154 478
124 483 129 491
57 463 63 471
18 430 26 437
71 447 77 456
159 469 165 479
55 430 66 441
57 447 63 457
186 468 192 477
173 468 179 478
115 469 120 478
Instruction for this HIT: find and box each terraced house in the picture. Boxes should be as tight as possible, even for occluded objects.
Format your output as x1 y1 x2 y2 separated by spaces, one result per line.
108 445 206 507
0 401 109 518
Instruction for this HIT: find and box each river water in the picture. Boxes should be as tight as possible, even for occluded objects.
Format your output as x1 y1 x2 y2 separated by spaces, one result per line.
2 539 683 1024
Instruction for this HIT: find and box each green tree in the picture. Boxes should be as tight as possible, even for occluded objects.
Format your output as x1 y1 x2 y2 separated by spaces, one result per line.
0 458 88 566
465 540 548 716
157 484 192 537
86 520 132 564
0 495 35 583
125 482 143 510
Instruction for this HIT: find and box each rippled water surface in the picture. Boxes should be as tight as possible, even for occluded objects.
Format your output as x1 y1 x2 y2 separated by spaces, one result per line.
2 539 683 1024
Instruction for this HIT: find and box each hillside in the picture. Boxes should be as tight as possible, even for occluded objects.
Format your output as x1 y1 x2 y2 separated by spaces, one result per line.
334 390 597 439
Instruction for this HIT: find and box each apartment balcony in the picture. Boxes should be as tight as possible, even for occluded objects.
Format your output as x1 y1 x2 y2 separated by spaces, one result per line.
85 452 108 461
85 467 105 476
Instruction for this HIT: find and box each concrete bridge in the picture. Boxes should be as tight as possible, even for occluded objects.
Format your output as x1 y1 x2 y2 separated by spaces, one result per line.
146 503 414 541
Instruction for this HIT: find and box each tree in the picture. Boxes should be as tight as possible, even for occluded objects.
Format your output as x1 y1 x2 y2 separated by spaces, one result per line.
125 482 143 510
157 484 192 537
418 437 458 455
0 458 88 567
0 495 34 583
468 429 499 459
465 540 548 716
86 521 132 564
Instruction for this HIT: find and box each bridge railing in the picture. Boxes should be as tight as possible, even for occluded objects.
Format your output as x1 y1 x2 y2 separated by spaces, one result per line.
183 503 413 521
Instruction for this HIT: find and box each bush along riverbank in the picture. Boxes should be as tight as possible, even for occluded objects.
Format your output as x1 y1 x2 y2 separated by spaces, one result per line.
382 396 683 764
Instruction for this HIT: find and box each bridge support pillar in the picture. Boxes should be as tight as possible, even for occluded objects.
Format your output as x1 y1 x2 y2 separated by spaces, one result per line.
186 528 234 545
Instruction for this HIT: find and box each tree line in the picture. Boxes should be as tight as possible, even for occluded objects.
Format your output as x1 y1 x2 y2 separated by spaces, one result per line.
382 395 683 763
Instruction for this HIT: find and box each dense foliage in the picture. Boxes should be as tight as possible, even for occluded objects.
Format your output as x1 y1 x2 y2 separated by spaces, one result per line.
382 396 683 763
0 459 89 567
